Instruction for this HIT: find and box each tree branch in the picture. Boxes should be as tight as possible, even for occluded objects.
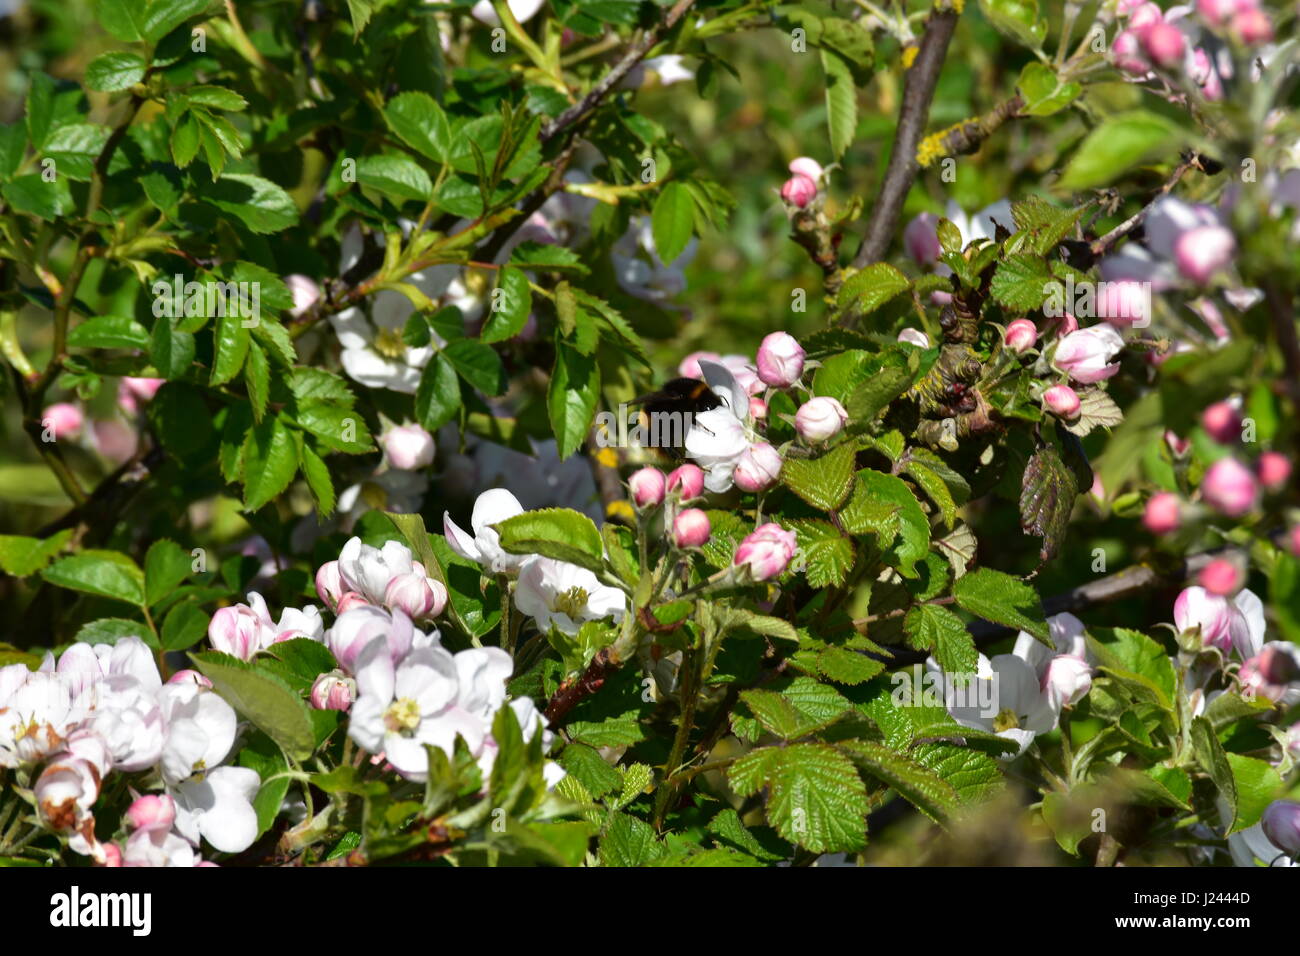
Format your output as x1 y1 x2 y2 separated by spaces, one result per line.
851 7 960 270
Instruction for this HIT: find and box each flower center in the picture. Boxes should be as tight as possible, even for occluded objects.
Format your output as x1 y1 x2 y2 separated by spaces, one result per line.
373 326 407 359
993 708 1020 732
552 586 590 620
383 697 422 736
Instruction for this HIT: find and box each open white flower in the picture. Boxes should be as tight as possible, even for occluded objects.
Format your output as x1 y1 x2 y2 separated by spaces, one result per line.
926 650 1060 758
171 766 261 854
514 557 627 636
0 668 76 768
444 487 530 574
338 536 416 604
684 360 755 493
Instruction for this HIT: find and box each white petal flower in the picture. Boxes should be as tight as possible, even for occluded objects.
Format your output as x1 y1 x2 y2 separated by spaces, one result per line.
338 536 417 604
444 487 530 574
158 683 238 787
514 557 627 636
683 359 755 493
171 765 261 854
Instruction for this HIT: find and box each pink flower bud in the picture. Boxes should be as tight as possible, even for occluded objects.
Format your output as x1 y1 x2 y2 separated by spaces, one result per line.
127 794 176 832
315 560 347 611
756 331 806 387
733 523 798 581
1291 526 1300 558
1257 451 1291 491
903 213 942 265
1196 0 1235 25
1098 279 1150 326
310 672 356 711
1232 6 1272 44
1043 655 1092 710
384 572 447 619
780 174 818 209
628 467 667 508
734 442 783 493
1201 400 1241 444
207 604 269 660
795 396 849 442
1111 29 1150 75
1141 21 1185 67
166 669 212 688
1190 47 1224 101
42 402 84 440
1201 457 1258 517
788 157 824 182
1174 225 1235 284
1165 430 1191 457
673 508 711 548
678 351 720 379
336 591 371 614
1174 585 1236 652
1004 319 1038 354
1198 558 1241 596
381 423 436 470
749 397 768 419
1261 801 1300 855
121 377 164 403
98 843 123 867
285 274 321 318
667 463 705 500
1143 492 1182 534
897 327 931 348
1043 384 1081 420
1128 2 1164 29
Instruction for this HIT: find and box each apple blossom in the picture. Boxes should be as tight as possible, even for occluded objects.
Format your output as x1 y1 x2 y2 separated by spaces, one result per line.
381 423 436 470
1111 29 1150 75
1097 279 1151 325
1042 384 1081 420
1201 457 1258 517
1127 2 1164 29
327 605 421 674
1199 558 1241 596
384 571 448 620
444 487 530 574
667 463 706 500
1261 801 1300 856
1143 492 1181 534
734 523 798 580
0 668 77 767
124 825 201 867
629 467 667 508
1042 655 1093 711
1004 319 1038 353
749 397 768 419
685 360 755 493
780 174 817 209
337 591 371 614
166 670 211 688
35 755 104 860
207 601 275 660
1201 400 1241 443
1141 21 1185 67
284 274 320 317
311 672 356 711
127 794 177 832
514 557 627 635
1257 451 1290 490
41 402 83 440
171 765 262 854
1052 324 1125 383
1173 585 1263 657
925 652 1058 758
756 331 805 387
611 217 696 304
338 537 419 604
795 396 849 442
1173 225 1235 284
903 212 942 264
1196 0 1235 25
315 560 347 611
673 508 711 548
734 442 783 492
1232 5 1272 44
788 157 824 182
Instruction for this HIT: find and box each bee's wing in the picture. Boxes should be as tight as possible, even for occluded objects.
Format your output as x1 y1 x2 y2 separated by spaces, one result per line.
697 360 748 420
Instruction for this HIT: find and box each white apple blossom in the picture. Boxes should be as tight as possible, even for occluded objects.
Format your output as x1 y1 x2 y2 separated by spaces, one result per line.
338 536 417 604
925 650 1060 758
444 487 531 574
513 557 627 636
684 359 756 493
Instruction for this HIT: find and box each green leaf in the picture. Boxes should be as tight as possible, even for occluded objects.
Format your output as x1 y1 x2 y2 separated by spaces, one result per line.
161 602 208 651
494 508 604 574
209 310 250 386
952 567 1047 641
143 0 209 44
192 651 318 762
444 339 506 395
990 254 1056 312
384 91 450 162
853 469 929 576
42 551 145 606
238 732 289 838
1057 111 1186 192
1191 716 1237 831
548 342 599 460
789 519 854 588
298 442 336 516
85 51 147 92
184 85 248 112
244 341 270 421
1086 627 1176 708
67 315 150 350
241 417 298 512
144 539 191 606
559 742 621 798
978 0 1047 49
1016 62 1081 116
741 680 849 740
97 0 148 42
840 739 960 823
837 263 911 317
904 604 976 675
356 154 433 204
415 352 462 431
2 174 73 220
600 813 665 866
1019 441 1079 560
75 617 151 646
293 403 373 454
902 459 958 528
150 315 195 379
728 743 868 853
0 530 72 576
820 49 857 160
204 174 299 234
651 181 695 266
1225 754 1282 834
780 443 855 512
481 267 531 343
170 113 200 167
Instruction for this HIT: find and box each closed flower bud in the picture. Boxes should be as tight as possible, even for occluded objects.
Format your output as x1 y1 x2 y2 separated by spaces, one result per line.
336 591 370 614
788 157 824 182
384 571 447 619
629 467 667 508
207 604 270 660
99 843 123 867
795 396 849 442
1232 6 1273 44
756 331 805 387
749 397 768 419
1261 800 1300 856
1042 384 1081 420
1257 451 1291 491
734 442 783 493
1141 21 1185 67
1004 319 1038 354
1044 655 1092 711
1054 325 1127 383
1128 2 1164 29
1196 0 1235 25
127 794 176 832
1291 526 1300 558
42 402 84 440
673 508 711 548
1165 430 1191 457
315 560 347 611
1098 279 1150 326
667 463 706 500
780 174 817 209
1143 492 1182 534
1174 225 1235 284
381 423 436 470
284 274 321 318
311 672 356 711
734 523 798 581
1201 457 1258 517
903 213 942 265
1111 29 1150 75
1201 400 1241 443
1198 558 1241 596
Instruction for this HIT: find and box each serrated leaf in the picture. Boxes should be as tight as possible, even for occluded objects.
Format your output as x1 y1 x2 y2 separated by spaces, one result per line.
790 519 854 588
837 262 911 317
495 508 604 574
729 743 868 853
241 417 297 512
820 49 857 160
840 738 959 823
548 342 599 460
1019 442 1079 560
990 254 1057 312
904 604 976 675
852 469 928 576
85 51 147 92
1057 110 1186 192
780 443 855 512
952 567 1048 641
192 651 318 761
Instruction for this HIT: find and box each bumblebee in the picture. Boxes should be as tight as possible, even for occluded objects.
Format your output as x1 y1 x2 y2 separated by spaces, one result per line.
630 378 722 456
